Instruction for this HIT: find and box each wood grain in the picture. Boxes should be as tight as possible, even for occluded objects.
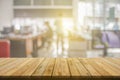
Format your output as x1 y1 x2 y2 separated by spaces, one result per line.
0 58 120 79
43 58 55 76
53 58 70 77
32 58 50 76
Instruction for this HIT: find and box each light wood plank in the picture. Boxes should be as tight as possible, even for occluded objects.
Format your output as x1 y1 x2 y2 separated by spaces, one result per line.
91 58 120 76
0 58 17 67
52 58 61 76
0 58 120 79
106 58 120 66
102 58 120 70
42 58 55 76
79 58 101 77
11 58 44 76
67 58 80 76
100 58 120 70
1 58 32 76
60 58 70 76
86 59 111 76
73 58 90 76
0 58 26 75
32 58 50 76
53 58 70 77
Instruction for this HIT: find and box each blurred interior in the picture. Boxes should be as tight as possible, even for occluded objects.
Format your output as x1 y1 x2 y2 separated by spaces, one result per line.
0 0 120 58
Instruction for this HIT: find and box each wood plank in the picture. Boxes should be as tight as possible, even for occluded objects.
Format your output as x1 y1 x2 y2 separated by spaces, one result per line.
0 58 17 67
0 58 18 74
72 58 90 77
102 58 120 69
52 58 70 77
53 58 61 76
0 58 8 63
99 58 120 71
0 58 26 76
79 58 101 77
105 58 120 66
86 58 111 77
11 58 44 76
60 58 70 76
0 58 120 79
32 58 50 76
67 58 80 76
91 58 120 76
1 58 32 76
42 58 55 76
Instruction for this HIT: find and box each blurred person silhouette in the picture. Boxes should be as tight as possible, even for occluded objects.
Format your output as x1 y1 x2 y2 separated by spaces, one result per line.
42 21 53 50
55 13 64 54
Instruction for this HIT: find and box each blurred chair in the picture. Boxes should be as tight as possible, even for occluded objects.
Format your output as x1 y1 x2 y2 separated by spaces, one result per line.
0 40 10 58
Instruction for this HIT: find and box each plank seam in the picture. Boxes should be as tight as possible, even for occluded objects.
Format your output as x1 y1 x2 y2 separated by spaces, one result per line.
31 58 45 76
51 58 56 77
78 58 92 77
66 58 72 78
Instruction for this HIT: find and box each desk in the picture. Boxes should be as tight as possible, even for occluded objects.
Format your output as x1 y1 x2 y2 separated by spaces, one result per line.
0 34 42 57
0 58 120 79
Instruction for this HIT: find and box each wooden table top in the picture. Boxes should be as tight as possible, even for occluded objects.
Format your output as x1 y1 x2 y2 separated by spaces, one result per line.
0 58 120 79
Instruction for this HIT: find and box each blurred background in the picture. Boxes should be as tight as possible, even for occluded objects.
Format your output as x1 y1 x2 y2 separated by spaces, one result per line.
0 0 120 58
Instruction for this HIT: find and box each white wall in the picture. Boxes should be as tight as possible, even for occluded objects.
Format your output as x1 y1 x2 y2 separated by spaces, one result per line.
0 0 13 30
